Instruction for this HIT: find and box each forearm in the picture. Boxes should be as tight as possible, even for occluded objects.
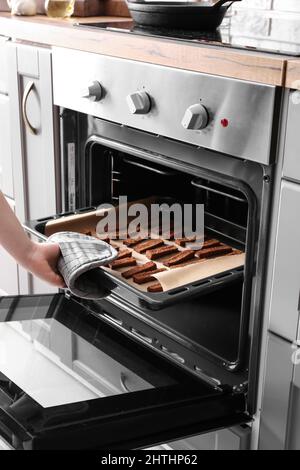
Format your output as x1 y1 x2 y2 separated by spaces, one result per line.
0 192 64 287
0 191 33 267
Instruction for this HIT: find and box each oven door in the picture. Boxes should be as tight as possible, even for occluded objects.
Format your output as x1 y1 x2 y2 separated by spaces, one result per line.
0 293 249 450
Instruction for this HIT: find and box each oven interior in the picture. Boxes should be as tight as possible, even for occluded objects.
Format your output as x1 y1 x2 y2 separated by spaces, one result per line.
84 144 249 250
58 140 252 376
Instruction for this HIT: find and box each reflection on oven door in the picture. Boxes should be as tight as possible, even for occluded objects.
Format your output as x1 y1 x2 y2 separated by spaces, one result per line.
0 294 249 450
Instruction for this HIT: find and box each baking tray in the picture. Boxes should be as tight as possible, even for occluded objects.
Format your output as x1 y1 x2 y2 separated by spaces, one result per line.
25 204 245 310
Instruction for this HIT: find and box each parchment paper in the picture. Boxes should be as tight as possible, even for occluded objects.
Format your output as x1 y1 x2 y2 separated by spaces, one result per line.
102 241 245 293
152 253 245 291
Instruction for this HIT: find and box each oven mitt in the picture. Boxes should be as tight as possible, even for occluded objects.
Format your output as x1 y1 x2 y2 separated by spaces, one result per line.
47 231 118 300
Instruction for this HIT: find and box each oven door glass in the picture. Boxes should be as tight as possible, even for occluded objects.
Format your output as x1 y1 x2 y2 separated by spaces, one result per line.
0 294 249 450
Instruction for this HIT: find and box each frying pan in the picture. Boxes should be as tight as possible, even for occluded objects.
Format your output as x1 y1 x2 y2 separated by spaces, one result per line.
126 0 242 30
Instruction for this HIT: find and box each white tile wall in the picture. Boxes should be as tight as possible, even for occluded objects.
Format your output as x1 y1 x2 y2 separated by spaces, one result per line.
270 18 300 42
229 0 300 46
235 0 273 10
273 0 300 12
229 11 270 36
233 0 300 13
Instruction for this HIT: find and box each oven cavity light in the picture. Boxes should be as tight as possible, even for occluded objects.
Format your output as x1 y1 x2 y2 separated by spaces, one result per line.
221 118 229 128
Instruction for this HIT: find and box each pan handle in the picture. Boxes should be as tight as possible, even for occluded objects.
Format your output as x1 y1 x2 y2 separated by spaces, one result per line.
213 0 241 9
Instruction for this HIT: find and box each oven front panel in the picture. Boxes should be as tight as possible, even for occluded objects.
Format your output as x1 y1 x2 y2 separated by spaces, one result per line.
52 47 277 165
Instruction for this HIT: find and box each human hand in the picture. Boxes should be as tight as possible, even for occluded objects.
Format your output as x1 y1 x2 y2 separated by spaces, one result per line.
24 241 66 288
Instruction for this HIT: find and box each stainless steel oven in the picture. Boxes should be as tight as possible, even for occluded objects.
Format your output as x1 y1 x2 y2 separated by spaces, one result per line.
0 47 281 449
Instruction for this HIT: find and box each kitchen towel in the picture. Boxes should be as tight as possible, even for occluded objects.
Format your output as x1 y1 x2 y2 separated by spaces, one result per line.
48 231 118 299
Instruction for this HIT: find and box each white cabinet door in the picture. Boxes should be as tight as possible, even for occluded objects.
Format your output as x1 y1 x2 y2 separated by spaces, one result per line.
0 36 9 95
147 425 249 450
8 43 60 294
0 93 14 199
9 43 58 221
259 333 294 450
0 37 14 199
0 197 19 295
269 181 300 342
29 233 58 295
283 91 300 183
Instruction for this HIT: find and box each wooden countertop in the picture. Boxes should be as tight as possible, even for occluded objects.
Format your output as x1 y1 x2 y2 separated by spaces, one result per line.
0 11 299 88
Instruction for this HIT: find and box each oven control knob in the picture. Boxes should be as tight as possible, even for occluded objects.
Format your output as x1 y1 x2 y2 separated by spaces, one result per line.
127 91 151 115
81 81 103 102
182 104 209 130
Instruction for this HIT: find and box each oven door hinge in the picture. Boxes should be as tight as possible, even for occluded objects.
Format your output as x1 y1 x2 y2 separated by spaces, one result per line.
232 382 248 394
220 382 248 397
64 290 72 300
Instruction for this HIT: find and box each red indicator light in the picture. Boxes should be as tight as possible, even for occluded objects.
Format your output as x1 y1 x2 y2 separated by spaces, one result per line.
221 118 229 128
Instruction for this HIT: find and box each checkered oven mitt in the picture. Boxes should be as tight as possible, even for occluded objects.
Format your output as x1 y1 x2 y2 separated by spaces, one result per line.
48 231 118 299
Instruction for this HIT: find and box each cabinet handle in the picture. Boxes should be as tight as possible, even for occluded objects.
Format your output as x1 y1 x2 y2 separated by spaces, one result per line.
120 372 131 393
22 81 38 135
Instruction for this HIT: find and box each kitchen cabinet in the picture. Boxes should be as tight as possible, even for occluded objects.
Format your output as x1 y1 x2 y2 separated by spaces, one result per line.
259 333 294 449
0 37 14 199
269 181 300 342
0 197 19 295
0 94 14 199
0 437 12 451
7 42 60 295
148 425 250 450
283 91 300 183
47 319 157 396
28 233 59 295
284 354 300 449
259 332 300 450
0 37 19 296
0 35 9 94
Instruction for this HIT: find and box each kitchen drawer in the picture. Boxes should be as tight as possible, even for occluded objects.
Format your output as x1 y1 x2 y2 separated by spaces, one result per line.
269 181 300 341
148 425 250 450
72 334 153 395
28 233 57 295
216 426 250 450
0 36 9 94
0 197 19 295
283 91 300 183
0 93 14 199
44 318 153 395
285 352 300 449
259 333 294 450
147 433 216 450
